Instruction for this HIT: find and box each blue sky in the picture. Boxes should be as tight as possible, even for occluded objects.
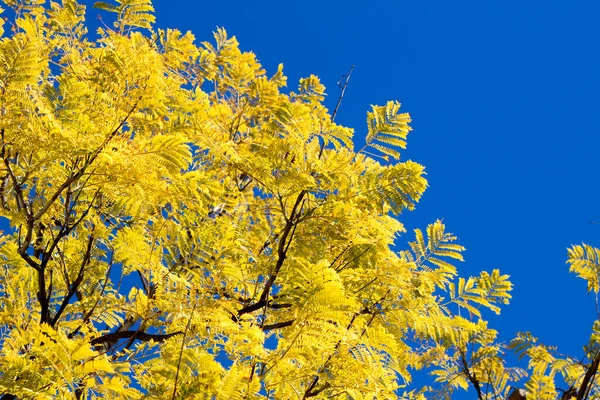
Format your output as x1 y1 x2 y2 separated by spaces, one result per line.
150 0 600 395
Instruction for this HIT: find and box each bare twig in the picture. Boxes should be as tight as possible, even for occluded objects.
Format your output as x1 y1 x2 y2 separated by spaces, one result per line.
318 65 354 159
332 65 354 123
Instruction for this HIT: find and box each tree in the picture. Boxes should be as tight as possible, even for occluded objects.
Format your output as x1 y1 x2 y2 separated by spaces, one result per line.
0 0 518 398
432 243 600 400
491 243 600 400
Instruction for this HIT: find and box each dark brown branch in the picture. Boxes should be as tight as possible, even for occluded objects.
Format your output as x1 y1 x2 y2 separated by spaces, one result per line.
507 387 527 400
303 291 389 400
258 232 280 256
33 222 45 258
37 268 50 324
4 152 39 271
16 220 40 271
560 387 577 400
353 277 377 295
0 174 10 210
267 302 292 309
304 382 331 398
34 183 101 325
40 187 100 270
331 65 354 123
68 255 114 339
328 245 351 269
261 320 294 331
4 155 31 218
51 233 94 327
577 351 600 400
238 190 307 316
90 330 183 346
460 350 484 400
33 172 82 222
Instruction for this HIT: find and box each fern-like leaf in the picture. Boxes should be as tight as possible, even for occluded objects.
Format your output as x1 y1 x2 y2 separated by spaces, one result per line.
364 101 411 160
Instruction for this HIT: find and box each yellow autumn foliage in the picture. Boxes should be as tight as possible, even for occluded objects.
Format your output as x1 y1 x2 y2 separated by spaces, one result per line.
0 1 516 399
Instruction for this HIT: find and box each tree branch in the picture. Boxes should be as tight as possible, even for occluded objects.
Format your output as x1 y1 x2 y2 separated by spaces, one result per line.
317 65 354 159
304 382 331 398
33 97 142 222
90 330 183 346
302 291 388 400
68 255 114 339
460 350 484 400
51 233 94 327
261 320 294 331
577 350 600 400
237 190 307 316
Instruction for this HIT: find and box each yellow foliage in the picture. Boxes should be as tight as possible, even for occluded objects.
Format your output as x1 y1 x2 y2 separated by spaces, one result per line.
0 1 515 399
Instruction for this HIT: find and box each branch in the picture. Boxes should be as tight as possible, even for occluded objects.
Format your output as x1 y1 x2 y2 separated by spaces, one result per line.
577 351 600 400
40 187 100 271
33 96 141 222
4 154 31 218
68 255 114 339
460 350 484 400
261 320 294 331
16 220 40 271
4 149 39 271
237 190 306 316
332 64 354 123
336 245 372 273
51 233 94 327
267 302 292 309
302 291 389 400
318 65 354 159
36 266 50 324
173 299 198 400
90 330 183 346
328 245 350 269
304 382 331 399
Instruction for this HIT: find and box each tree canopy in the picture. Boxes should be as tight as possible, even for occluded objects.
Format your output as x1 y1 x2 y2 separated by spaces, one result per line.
0 1 599 399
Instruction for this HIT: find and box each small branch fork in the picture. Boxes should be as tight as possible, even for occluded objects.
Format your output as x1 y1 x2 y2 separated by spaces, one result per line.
236 190 307 318
172 298 198 400
459 349 484 400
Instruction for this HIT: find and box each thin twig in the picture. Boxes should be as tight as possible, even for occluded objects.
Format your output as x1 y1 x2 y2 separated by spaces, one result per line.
332 65 354 123
172 298 198 400
318 65 354 160
51 233 94 327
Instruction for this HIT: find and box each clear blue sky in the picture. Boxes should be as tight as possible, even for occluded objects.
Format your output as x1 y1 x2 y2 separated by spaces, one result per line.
94 0 600 395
